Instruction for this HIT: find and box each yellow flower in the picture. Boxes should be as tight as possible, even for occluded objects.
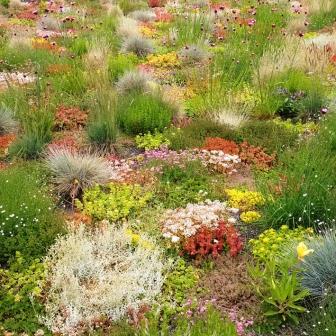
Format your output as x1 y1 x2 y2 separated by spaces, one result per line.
297 242 314 261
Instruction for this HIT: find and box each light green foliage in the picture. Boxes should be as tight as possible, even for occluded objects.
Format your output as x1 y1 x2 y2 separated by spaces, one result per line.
249 225 314 262
135 131 170 150
108 53 138 83
0 105 18 135
77 183 153 222
0 252 47 334
160 258 199 317
250 257 309 326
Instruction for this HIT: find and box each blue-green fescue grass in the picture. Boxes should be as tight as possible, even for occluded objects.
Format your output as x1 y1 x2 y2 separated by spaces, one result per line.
301 232 336 297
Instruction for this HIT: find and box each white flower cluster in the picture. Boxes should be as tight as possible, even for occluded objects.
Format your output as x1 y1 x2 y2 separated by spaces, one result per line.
161 200 230 242
196 150 241 175
41 224 164 335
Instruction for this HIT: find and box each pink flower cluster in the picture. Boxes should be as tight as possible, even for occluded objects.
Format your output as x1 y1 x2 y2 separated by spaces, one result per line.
228 310 254 336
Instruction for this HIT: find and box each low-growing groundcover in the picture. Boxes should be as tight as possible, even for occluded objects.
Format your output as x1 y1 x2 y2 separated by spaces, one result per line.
0 0 336 335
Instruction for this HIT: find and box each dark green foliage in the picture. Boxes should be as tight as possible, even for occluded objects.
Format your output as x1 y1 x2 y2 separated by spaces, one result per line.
0 164 64 265
240 120 298 154
117 93 174 135
165 119 241 150
258 115 336 228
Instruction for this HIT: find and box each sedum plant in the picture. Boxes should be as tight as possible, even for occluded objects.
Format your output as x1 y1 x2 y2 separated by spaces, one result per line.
135 131 170 150
45 148 111 200
76 183 153 222
41 224 164 335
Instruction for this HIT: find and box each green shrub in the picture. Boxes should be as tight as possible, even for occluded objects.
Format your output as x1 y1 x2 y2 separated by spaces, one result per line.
0 0 10 8
309 3 336 31
0 164 64 264
301 232 336 297
107 53 138 83
76 183 153 222
0 253 47 334
117 0 148 14
117 93 174 135
138 307 237 336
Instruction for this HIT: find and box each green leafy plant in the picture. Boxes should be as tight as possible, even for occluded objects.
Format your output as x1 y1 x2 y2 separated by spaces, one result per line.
250 257 309 326
76 183 153 222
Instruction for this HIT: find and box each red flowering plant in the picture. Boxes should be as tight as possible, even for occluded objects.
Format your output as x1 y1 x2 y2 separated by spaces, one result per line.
182 220 243 259
202 138 275 170
54 106 88 130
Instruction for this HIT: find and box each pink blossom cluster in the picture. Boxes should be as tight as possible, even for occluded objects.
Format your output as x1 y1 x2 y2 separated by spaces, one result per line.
228 310 254 336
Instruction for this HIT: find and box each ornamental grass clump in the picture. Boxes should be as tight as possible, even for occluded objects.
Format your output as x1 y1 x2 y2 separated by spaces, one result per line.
129 9 156 22
0 106 18 135
41 224 164 335
121 35 155 57
45 148 111 200
116 70 151 95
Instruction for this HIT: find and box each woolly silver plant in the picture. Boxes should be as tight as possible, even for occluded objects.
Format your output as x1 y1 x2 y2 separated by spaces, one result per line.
40 224 165 335
129 9 156 22
0 106 18 135
115 70 152 95
45 148 111 199
121 35 155 57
